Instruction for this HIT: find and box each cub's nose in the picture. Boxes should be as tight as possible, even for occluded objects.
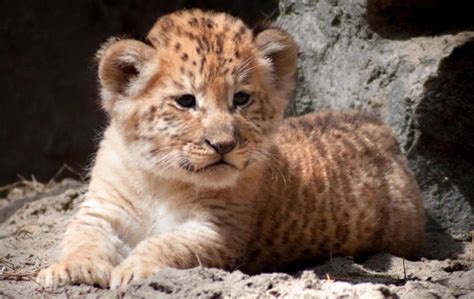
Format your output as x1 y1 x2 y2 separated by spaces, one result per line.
205 139 237 155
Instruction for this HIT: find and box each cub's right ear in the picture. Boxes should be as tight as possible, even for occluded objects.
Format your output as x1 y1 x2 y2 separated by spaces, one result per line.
96 37 155 112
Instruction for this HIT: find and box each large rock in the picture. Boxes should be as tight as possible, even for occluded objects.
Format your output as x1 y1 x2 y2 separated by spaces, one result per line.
278 0 474 235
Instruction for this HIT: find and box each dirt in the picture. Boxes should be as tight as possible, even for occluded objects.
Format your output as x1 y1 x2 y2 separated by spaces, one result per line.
0 180 472 298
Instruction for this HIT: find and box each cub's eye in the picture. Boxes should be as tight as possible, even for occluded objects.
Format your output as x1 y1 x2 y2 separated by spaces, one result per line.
233 92 251 108
176 94 196 109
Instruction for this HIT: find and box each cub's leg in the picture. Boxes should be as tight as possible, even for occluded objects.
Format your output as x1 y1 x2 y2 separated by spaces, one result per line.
36 197 134 288
110 219 243 289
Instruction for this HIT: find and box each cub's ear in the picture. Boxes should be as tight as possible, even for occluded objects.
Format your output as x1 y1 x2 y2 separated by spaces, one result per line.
96 37 155 111
254 24 298 95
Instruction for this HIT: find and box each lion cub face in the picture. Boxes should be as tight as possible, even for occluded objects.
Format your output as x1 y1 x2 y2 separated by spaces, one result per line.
97 10 297 188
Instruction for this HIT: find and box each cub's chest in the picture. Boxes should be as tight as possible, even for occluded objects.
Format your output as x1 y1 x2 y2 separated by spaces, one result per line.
146 201 193 235
131 192 203 238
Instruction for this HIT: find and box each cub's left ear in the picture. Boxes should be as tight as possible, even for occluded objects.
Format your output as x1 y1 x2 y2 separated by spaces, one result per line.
254 24 298 93
96 37 155 112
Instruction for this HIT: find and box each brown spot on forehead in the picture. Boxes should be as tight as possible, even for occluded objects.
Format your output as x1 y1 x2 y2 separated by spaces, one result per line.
188 17 198 27
215 34 224 54
202 17 215 28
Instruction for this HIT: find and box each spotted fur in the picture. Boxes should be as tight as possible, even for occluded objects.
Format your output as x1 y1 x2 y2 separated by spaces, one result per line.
37 9 425 289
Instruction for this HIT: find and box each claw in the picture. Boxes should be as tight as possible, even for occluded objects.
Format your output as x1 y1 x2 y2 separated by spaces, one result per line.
36 260 112 288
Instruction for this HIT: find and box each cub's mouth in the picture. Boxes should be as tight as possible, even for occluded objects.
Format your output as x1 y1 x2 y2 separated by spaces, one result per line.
181 159 238 173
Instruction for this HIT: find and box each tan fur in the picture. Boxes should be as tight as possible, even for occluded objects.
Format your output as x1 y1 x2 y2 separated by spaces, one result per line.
37 9 425 289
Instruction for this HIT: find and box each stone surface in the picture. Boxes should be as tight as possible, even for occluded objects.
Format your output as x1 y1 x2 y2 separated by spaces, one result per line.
278 0 474 234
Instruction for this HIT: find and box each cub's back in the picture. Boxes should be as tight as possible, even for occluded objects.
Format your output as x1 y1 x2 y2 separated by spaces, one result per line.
244 111 425 273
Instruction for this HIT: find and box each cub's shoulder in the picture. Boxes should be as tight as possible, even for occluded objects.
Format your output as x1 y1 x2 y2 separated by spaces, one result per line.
282 111 384 133
279 110 401 153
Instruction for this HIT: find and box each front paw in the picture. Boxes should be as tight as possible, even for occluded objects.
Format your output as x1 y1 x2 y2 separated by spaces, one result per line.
36 259 112 288
110 259 158 290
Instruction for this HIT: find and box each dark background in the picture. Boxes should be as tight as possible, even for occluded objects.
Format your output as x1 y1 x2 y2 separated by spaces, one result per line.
0 1 278 185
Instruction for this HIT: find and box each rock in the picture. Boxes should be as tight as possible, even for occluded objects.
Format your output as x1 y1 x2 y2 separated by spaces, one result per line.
278 0 474 235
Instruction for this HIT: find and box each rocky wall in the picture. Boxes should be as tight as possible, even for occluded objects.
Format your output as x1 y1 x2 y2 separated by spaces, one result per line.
278 0 474 235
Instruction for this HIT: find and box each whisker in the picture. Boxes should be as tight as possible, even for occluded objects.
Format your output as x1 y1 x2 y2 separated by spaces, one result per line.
250 148 288 186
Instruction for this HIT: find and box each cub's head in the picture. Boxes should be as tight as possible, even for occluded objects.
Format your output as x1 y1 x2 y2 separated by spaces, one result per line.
97 9 297 188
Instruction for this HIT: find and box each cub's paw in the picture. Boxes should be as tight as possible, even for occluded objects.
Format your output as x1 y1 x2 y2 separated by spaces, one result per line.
110 259 158 290
36 259 112 288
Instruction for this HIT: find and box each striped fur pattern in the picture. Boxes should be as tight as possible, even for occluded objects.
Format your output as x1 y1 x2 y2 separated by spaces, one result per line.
36 9 425 289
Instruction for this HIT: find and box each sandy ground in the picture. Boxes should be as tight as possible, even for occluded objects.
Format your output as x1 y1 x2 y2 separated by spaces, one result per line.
0 180 472 298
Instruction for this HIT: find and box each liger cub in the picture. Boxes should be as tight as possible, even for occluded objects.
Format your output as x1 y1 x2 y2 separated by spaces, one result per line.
37 9 425 289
